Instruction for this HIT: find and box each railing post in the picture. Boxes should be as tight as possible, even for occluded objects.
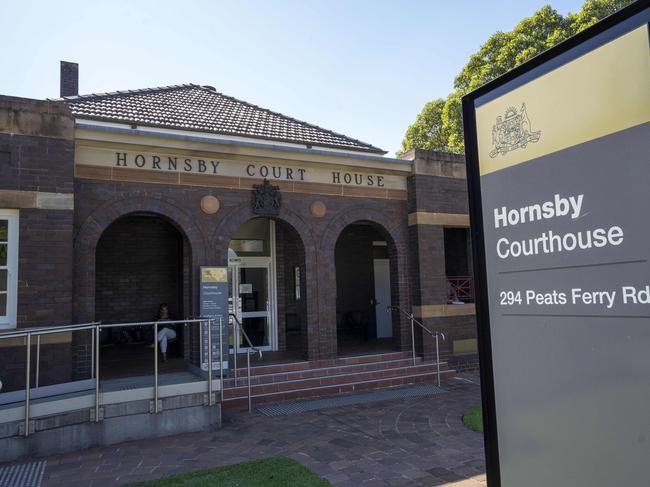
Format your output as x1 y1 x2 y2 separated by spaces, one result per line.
35 334 41 389
247 351 252 413
95 324 100 422
219 316 224 403
154 321 159 414
208 319 213 406
233 318 238 386
91 326 95 380
410 313 416 367
24 333 31 437
435 333 441 388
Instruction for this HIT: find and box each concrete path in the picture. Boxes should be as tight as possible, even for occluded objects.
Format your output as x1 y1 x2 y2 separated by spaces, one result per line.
33 372 485 486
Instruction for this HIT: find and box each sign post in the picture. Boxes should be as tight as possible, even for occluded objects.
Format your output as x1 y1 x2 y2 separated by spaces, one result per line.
463 2 650 485
199 267 229 375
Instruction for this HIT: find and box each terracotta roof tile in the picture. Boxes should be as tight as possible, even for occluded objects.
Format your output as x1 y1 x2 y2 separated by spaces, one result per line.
63 84 385 154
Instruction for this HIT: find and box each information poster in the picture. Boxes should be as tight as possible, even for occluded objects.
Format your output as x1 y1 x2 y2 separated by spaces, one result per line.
199 266 229 373
463 4 650 486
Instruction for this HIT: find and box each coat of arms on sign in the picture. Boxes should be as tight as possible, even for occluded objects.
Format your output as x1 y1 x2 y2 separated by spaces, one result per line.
489 103 541 158
252 179 281 215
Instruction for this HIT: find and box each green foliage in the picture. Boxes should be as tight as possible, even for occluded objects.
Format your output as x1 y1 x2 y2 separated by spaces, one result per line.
124 457 334 487
400 0 633 155
463 405 484 433
398 98 447 157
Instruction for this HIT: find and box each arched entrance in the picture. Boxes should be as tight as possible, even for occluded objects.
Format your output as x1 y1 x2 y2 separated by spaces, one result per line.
227 217 307 358
95 212 192 377
335 221 398 355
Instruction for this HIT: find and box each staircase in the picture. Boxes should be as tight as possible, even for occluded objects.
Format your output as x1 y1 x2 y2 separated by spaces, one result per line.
222 351 455 409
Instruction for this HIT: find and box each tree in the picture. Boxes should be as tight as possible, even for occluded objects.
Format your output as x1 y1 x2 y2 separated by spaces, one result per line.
399 0 633 156
399 99 447 154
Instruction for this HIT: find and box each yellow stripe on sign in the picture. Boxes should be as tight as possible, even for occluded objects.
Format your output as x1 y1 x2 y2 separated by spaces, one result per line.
476 25 650 176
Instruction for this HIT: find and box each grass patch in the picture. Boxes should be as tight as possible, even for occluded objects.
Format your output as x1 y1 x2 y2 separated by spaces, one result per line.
463 405 483 433
124 456 333 487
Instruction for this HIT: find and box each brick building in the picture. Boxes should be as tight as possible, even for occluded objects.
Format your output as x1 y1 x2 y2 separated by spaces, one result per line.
0 62 476 459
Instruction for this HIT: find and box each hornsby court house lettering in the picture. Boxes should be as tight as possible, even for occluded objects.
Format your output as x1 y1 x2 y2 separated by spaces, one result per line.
112 151 389 187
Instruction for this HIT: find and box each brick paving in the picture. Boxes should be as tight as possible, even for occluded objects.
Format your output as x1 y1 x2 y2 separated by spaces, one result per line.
35 372 485 487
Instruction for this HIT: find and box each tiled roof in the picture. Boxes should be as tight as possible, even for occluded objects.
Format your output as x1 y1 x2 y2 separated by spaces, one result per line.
63 84 385 154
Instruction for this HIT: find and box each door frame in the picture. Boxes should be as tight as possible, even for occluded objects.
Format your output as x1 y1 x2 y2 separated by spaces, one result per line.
228 220 278 352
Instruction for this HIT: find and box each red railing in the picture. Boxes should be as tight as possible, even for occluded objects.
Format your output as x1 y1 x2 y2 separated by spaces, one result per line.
447 276 474 303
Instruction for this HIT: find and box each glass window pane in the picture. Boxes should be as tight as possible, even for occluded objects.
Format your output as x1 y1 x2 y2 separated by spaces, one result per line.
240 268 268 312
0 220 7 242
0 293 6 316
242 316 269 347
0 244 6 266
0 270 6 292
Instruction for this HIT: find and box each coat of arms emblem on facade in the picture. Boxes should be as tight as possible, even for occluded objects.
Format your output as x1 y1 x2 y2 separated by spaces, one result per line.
252 179 281 215
489 103 541 158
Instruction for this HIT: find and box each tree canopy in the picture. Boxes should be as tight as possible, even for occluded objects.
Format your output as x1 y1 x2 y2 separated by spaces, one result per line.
399 0 633 156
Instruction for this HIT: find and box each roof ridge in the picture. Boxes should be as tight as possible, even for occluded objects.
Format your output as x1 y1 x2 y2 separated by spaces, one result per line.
198 85 384 153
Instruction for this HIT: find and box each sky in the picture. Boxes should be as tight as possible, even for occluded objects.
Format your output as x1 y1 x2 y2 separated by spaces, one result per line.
1 0 586 156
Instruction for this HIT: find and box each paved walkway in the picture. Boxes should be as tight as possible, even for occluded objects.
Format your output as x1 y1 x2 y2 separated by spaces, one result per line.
37 372 485 486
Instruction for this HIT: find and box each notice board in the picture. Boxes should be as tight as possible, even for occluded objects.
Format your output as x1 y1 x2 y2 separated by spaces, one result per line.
199 266 229 373
462 2 650 485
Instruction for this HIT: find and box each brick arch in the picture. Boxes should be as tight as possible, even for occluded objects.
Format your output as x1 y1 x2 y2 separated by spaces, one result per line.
209 204 316 263
73 195 208 322
209 204 321 359
320 206 405 252
319 205 411 356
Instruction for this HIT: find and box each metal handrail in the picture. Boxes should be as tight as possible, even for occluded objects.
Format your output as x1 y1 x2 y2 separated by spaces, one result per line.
387 305 446 387
0 317 221 438
229 313 262 412
0 321 101 339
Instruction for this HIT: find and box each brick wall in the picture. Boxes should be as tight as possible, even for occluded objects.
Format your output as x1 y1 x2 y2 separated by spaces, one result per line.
403 149 477 356
0 96 75 388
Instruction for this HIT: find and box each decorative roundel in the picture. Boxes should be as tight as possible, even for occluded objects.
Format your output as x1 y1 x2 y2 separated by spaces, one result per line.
200 195 220 215
310 201 327 218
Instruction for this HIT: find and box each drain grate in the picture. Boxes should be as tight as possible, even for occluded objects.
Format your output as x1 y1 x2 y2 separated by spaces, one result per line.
0 460 46 487
258 384 445 417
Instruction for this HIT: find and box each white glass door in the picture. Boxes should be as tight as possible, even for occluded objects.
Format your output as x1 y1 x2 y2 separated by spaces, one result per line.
229 257 276 352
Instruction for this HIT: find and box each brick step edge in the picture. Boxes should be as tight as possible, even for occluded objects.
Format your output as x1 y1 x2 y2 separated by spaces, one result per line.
223 358 441 387
223 363 451 398
222 370 456 407
229 351 416 376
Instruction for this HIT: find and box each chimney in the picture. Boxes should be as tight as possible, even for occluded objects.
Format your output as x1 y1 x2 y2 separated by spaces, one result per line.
60 61 78 97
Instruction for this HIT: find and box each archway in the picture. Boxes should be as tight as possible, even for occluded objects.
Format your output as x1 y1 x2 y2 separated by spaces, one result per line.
227 217 308 359
334 221 399 355
95 212 192 378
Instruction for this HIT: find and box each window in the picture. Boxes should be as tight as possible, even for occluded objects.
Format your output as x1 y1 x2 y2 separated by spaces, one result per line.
0 210 18 329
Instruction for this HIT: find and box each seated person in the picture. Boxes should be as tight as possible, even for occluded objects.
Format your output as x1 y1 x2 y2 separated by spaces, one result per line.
150 303 176 362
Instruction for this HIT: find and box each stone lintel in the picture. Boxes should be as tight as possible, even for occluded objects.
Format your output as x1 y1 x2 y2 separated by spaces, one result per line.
408 212 469 227
0 189 73 210
412 303 476 318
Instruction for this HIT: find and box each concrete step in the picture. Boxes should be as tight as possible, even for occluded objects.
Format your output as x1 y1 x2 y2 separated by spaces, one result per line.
229 351 414 377
223 362 451 400
223 368 456 409
223 357 427 388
